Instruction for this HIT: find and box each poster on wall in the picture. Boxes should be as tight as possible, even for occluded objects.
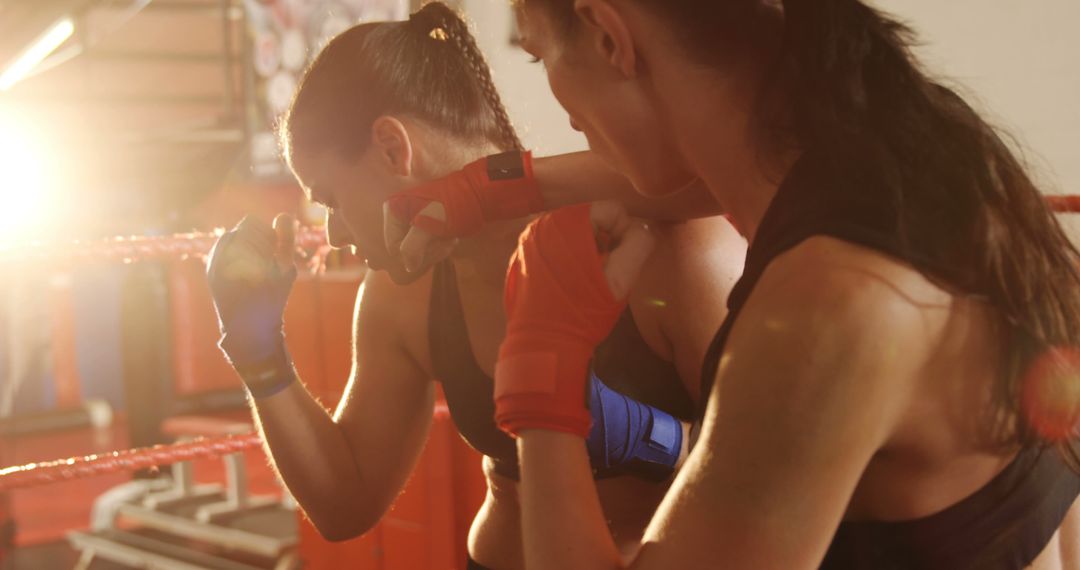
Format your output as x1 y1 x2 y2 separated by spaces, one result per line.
244 0 409 180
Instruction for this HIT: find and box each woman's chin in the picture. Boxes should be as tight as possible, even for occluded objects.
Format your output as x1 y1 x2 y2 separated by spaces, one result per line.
631 170 699 198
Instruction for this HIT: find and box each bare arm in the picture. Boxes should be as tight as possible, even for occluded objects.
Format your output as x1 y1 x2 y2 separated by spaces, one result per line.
532 151 720 221
518 238 927 568
250 271 435 541
385 151 721 274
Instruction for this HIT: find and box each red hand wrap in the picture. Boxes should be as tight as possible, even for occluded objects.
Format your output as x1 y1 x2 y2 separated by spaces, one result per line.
386 150 543 237
494 204 626 438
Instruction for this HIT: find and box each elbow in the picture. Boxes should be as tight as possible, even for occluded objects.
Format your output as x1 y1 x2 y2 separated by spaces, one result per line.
305 503 386 543
316 524 367 544
310 513 379 543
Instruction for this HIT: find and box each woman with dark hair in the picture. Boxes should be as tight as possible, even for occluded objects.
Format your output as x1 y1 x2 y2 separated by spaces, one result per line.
415 1 1080 568
203 3 742 568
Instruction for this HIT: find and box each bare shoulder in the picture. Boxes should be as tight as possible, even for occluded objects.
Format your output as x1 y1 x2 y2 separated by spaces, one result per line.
354 268 436 376
637 238 948 568
644 216 746 293
743 235 953 370
628 216 747 395
764 236 953 310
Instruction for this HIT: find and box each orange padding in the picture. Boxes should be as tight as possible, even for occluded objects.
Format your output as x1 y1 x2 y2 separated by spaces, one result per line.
297 404 484 570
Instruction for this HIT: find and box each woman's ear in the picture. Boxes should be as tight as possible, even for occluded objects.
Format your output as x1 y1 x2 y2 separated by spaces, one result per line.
574 0 637 78
371 116 414 177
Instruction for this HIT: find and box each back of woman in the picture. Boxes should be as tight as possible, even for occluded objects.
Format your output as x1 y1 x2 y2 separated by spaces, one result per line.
691 140 1080 567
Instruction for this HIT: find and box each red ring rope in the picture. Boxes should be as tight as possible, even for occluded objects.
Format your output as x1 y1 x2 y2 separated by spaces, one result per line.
0 433 263 492
0 227 327 265
1046 195 1080 214
0 405 450 491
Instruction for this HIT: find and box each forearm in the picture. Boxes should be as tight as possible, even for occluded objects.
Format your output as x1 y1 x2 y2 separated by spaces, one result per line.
518 431 623 570
532 151 721 221
249 381 378 539
676 421 692 470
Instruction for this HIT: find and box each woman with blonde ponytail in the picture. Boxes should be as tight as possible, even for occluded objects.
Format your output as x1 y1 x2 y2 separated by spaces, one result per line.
455 0 1080 567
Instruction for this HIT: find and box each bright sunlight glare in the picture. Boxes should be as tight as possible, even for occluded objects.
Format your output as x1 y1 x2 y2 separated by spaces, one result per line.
0 18 75 91
0 107 55 244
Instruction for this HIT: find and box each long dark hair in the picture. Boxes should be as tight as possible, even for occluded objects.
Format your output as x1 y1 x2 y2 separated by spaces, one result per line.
535 0 1080 454
776 0 1080 457
280 1 522 168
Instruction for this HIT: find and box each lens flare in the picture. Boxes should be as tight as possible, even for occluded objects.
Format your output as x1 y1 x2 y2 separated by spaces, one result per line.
0 18 75 91
1022 347 1080 441
0 108 55 244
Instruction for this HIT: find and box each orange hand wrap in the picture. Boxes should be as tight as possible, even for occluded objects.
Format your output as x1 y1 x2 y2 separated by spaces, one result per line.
386 150 543 237
494 204 626 438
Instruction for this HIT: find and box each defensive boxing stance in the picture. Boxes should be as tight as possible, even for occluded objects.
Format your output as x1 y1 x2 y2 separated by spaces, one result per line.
205 4 741 569
387 1 1080 568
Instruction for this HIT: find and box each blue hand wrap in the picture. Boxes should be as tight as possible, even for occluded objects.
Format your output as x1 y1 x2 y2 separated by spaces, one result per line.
207 217 297 398
585 371 684 481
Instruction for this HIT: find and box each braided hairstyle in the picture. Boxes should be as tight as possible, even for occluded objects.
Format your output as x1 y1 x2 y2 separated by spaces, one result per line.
281 1 521 169
413 2 523 152
531 0 1080 456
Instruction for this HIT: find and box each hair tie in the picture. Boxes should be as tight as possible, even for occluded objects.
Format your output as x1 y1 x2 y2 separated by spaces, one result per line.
409 9 450 42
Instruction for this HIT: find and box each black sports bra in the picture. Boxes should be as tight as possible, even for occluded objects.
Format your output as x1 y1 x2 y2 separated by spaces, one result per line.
429 260 694 480
700 154 1080 568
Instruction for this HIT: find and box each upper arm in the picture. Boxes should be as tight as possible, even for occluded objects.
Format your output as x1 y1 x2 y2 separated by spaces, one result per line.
333 270 437 513
633 239 930 569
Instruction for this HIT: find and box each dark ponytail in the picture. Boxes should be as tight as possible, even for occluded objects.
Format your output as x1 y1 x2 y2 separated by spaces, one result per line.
409 2 523 152
774 0 1080 454
281 2 521 167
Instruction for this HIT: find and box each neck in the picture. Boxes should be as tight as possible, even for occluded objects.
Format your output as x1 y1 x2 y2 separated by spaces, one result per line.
450 217 531 287
654 60 793 243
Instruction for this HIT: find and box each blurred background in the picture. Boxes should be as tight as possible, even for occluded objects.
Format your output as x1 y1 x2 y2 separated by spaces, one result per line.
0 0 1076 568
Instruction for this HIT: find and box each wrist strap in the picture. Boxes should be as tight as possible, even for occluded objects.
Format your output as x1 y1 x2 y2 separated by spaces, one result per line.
235 349 297 399
587 372 684 481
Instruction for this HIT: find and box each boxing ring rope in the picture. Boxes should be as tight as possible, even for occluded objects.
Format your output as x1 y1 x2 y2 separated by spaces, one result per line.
1046 195 1080 214
0 405 451 492
0 434 263 492
0 227 328 265
1 196 1078 492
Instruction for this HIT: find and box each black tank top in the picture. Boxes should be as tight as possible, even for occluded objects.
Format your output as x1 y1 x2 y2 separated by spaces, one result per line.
429 260 693 480
700 155 1080 569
